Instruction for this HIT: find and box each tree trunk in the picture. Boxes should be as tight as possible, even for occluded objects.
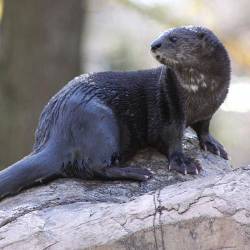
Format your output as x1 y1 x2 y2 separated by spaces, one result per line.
0 133 237 250
0 0 86 167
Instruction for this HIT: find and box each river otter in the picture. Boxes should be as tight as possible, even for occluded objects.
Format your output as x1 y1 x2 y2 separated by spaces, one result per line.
0 26 230 199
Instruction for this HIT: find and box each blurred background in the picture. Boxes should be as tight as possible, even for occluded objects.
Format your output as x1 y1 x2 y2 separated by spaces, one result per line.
0 0 249 169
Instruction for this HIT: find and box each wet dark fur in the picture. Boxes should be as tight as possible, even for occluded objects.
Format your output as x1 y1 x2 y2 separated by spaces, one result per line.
0 26 231 199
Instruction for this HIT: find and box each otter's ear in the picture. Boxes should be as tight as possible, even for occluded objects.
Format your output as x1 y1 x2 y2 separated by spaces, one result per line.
197 32 206 40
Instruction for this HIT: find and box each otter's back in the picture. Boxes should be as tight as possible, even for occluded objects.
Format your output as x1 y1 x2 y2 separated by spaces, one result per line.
33 68 162 152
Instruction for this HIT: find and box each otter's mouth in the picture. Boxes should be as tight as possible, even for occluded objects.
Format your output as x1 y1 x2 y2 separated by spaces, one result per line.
151 50 179 67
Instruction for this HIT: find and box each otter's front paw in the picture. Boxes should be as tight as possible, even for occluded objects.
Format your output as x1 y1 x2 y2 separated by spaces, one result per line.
169 153 202 175
199 134 228 160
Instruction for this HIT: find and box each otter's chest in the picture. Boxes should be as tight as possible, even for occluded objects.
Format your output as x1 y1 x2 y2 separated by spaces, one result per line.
185 89 226 125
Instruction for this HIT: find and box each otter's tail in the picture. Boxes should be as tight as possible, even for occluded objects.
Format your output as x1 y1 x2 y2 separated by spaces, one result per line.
0 147 63 200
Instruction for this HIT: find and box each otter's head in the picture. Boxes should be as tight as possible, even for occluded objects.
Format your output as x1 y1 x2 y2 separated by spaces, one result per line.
151 26 225 69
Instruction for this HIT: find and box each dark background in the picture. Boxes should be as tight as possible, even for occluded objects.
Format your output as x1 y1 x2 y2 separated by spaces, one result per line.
0 0 249 169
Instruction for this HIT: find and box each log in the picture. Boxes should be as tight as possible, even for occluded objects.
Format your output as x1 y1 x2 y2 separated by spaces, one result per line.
1 130 247 250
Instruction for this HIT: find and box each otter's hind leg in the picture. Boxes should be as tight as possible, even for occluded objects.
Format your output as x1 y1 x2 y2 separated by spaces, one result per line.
79 101 152 181
101 167 152 181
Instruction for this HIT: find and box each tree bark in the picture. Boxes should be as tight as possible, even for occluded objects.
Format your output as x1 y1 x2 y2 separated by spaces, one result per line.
0 0 86 167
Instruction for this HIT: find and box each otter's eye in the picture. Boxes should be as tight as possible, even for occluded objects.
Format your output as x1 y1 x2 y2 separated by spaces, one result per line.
169 36 178 43
197 32 205 39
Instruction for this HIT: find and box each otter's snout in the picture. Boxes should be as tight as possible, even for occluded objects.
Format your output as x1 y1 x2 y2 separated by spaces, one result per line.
151 40 162 51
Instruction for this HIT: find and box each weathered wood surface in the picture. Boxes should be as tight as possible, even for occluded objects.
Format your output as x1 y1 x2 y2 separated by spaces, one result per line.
1 131 246 250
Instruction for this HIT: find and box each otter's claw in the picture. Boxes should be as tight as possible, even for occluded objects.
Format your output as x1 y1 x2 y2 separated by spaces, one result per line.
169 153 202 175
200 134 228 160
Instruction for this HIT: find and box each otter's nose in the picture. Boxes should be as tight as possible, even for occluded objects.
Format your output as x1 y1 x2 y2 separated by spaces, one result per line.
151 41 162 51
